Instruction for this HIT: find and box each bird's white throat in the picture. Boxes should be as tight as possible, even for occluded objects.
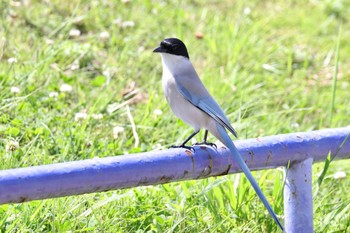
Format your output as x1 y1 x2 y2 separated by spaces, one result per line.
160 53 191 76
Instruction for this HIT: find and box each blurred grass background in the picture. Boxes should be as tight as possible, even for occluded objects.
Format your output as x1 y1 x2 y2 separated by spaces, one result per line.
0 0 349 232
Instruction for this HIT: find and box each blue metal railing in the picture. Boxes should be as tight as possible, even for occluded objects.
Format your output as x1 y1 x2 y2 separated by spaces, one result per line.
0 127 349 233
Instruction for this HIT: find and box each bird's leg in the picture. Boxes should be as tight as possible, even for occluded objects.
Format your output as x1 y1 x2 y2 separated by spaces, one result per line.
203 130 209 143
170 130 199 151
193 130 217 148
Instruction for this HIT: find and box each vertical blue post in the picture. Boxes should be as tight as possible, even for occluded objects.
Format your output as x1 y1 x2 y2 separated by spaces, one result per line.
284 158 314 233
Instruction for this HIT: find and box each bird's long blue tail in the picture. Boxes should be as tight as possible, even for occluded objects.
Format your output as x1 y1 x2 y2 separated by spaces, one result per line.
216 124 284 232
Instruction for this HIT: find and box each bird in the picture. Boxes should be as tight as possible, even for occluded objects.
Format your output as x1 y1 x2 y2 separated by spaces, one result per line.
153 38 284 231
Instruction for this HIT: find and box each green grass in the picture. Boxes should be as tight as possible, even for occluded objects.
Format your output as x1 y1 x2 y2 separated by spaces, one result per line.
1 0 350 232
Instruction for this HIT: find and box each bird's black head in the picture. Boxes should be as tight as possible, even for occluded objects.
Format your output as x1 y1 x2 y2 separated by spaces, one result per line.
153 38 189 59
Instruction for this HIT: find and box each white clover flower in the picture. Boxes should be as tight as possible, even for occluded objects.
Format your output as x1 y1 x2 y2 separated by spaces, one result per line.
153 109 163 116
113 126 125 139
138 46 145 53
99 31 110 41
6 140 19 151
10 1 22 7
121 21 135 28
333 171 346 180
70 60 80 70
49 92 59 98
92 113 103 120
60 84 72 92
8 57 17 64
74 16 84 25
45 38 54 45
75 112 88 122
243 7 251 15
69 29 81 38
152 8 158 14
113 18 123 26
10 86 20 93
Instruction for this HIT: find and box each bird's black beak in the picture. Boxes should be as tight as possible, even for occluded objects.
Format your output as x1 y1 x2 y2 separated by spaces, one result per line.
153 46 166 53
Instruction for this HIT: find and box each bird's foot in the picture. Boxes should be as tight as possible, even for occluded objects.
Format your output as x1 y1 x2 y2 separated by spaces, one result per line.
169 144 195 152
193 141 217 149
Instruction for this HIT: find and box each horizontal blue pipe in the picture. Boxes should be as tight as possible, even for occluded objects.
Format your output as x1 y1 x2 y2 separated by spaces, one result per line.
0 127 349 204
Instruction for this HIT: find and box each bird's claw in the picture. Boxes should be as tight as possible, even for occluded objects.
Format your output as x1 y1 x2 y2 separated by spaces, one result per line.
169 145 195 152
193 142 217 149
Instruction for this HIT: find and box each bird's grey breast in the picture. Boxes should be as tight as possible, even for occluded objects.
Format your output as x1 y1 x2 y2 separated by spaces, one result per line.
161 67 182 107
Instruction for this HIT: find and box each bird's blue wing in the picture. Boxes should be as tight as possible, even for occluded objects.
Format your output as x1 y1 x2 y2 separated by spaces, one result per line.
176 82 238 138
198 97 238 138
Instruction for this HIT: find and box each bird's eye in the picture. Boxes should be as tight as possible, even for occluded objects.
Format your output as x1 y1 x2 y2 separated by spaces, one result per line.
161 41 174 51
